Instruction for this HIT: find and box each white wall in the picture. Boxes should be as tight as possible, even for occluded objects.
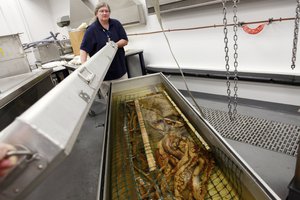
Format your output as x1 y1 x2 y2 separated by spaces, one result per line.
47 0 70 39
1 0 54 42
0 0 299 106
0 0 58 66
125 0 300 75
0 0 69 42
0 0 33 42
169 75 300 107
122 0 300 107
2 0 300 76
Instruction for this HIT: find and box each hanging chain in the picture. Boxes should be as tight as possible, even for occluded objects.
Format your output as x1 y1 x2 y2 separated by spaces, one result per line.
232 0 239 120
222 0 239 121
222 0 232 120
291 0 300 70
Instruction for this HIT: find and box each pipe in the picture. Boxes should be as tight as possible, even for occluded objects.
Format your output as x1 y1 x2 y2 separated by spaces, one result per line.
127 17 296 37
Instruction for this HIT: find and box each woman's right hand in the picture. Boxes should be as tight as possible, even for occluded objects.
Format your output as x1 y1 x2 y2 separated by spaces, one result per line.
0 143 18 177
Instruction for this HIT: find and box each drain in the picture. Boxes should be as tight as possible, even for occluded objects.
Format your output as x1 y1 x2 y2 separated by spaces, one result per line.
201 107 300 157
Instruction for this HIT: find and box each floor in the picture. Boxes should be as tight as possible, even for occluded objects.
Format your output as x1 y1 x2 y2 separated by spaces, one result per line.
183 92 299 199
25 100 107 200
24 88 300 200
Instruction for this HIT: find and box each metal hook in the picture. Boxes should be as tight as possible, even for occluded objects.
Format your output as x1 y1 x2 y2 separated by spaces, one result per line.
5 145 34 160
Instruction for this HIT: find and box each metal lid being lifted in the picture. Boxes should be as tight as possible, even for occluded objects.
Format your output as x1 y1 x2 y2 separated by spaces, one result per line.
0 42 118 200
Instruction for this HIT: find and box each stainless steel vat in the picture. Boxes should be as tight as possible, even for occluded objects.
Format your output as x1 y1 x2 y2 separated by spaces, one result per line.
100 73 281 200
0 69 53 131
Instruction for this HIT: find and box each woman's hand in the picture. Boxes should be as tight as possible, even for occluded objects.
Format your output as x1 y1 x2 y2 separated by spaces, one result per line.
0 143 18 177
116 39 128 48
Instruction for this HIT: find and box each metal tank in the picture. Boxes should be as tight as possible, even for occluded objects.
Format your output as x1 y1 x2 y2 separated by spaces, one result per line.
99 73 281 200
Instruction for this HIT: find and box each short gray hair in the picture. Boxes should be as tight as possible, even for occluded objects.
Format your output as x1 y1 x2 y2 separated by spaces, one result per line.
94 2 111 16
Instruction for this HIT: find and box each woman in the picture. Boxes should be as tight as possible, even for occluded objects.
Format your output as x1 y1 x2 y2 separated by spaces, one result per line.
0 143 17 177
80 2 128 99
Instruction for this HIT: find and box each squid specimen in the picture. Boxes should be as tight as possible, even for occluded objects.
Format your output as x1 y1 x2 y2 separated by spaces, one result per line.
126 93 215 200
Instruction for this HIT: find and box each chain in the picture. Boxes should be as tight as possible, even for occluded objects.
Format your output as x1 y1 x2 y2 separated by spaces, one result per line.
232 0 239 120
222 0 232 120
291 0 300 70
222 0 239 121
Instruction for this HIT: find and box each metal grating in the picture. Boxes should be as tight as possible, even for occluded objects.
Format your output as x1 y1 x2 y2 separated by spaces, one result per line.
201 107 300 157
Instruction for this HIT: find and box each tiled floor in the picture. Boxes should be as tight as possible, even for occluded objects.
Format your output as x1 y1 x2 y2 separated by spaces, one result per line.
183 92 300 199
25 101 107 200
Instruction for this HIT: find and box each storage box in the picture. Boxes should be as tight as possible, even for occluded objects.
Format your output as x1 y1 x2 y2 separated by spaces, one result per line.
33 43 61 64
0 34 31 78
68 30 85 56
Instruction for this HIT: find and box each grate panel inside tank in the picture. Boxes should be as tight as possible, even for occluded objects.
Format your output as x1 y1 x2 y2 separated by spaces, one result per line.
109 84 242 200
200 107 300 157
